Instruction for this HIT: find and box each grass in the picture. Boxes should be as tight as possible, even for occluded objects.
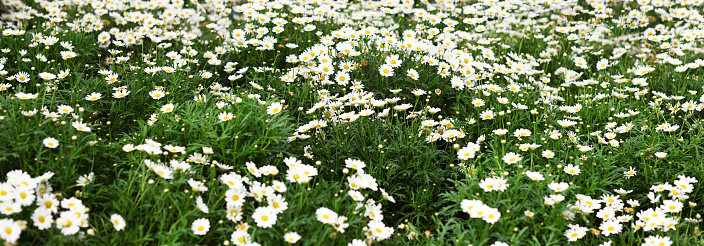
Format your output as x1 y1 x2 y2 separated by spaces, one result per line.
0 0 703 245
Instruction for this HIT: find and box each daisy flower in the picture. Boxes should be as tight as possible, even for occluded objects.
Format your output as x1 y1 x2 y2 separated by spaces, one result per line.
564 224 588 242
112 89 130 99
513 129 532 138
76 172 94 187
334 72 349 86
14 72 30 83
557 119 578 128
385 54 402 68
60 51 77 60
57 105 73 114
152 165 173 180
344 159 366 171
105 73 119 84
43 137 59 148
542 150 555 158
480 110 495 120
394 104 412 111
31 208 53 230
231 230 251 245
460 199 483 214
85 92 102 101
267 194 288 214
366 220 393 240
161 103 174 113
316 207 338 224
149 89 165 100
479 178 499 192
0 183 14 202
597 59 609 70
524 210 535 217
0 219 21 244
284 232 301 244
111 214 126 231
457 145 477 160
623 166 636 179
272 180 287 193
72 121 91 132
378 64 393 77
218 112 235 122
191 218 210 235
14 186 35 206
318 63 334 75
493 129 508 136
407 69 418 80
564 164 581 176
39 72 56 81
548 182 569 193
642 235 672 246
56 69 70 79
246 161 261 177
252 206 277 228
661 199 682 213
472 98 485 107
502 152 521 164
599 220 622 236
525 171 545 181
267 102 283 115
225 188 246 208
482 208 501 224
15 92 38 100
196 196 209 214
187 178 208 192
469 204 489 218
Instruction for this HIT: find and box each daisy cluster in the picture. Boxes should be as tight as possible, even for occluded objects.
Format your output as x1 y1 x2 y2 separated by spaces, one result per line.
120 131 396 245
0 170 90 243
561 176 699 243
460 199 502 224
342 158 396 241
0 0 704 243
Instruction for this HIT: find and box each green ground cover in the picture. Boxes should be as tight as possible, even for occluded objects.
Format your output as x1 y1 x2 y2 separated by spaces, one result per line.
0 0 703 245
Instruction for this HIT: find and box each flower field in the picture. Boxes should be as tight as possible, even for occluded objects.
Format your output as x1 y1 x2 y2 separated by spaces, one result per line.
0 0 703 244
